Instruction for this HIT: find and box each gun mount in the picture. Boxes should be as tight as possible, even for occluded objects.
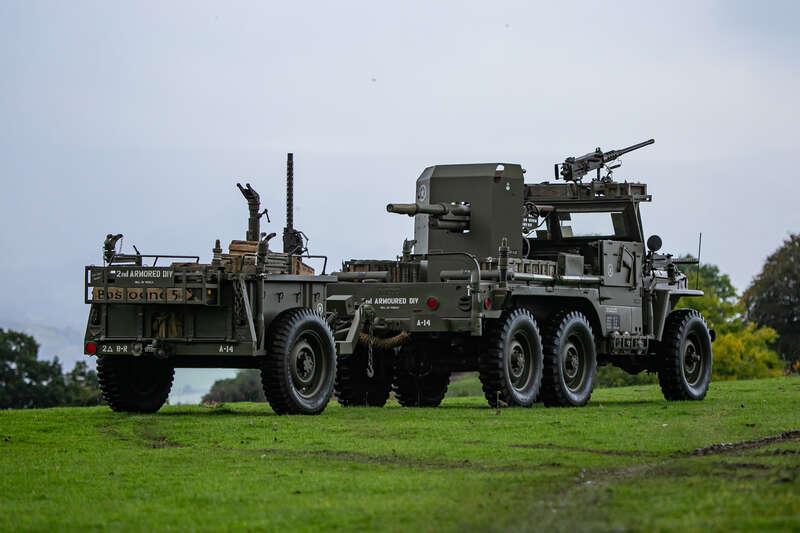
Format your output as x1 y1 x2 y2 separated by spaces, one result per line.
556 138 654 183
236 182 265 242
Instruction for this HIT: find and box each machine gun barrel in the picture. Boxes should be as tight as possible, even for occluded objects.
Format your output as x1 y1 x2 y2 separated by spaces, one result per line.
558 138 654 182
601 139 655 162
386 203 471 217
282 153 305 255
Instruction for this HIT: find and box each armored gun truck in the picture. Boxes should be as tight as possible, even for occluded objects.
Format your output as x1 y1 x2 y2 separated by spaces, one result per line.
83 154 337 415
329 140 713 408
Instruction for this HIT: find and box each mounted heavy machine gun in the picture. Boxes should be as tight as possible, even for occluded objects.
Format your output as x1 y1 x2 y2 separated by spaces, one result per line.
556 138 654 182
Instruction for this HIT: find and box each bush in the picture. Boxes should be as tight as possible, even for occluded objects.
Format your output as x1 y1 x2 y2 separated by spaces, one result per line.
595 366 657 388
0 329 102 409
202 370 265 404
711 324 783 380
677 262 783 381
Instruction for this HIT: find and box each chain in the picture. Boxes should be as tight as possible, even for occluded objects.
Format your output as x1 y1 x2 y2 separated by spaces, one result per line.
232 281 246 325
366 320 375 378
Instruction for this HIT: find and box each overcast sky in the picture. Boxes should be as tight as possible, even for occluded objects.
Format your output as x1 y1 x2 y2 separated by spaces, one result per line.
1 1 797 403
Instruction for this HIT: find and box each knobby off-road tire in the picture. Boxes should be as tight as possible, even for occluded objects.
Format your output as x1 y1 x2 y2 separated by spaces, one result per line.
97 355 174 413
261 308 337 415
335 344 393 407
393 343 451 407
478 308 544 408
657 309 712 401
541 311 597 407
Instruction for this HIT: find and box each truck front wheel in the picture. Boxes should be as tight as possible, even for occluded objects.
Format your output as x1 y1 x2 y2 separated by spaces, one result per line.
261 308 337 415
478 308 543 407
656 309 712 401
541 311 597 407
97 356 174 413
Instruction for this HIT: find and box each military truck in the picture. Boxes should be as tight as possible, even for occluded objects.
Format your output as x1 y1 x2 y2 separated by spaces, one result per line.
328 139 713 408
83 154 337 415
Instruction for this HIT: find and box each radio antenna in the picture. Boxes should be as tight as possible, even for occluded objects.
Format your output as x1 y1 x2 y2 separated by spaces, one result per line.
695 232 702 291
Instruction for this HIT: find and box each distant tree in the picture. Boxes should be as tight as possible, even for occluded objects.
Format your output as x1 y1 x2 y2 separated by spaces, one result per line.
64 361 103 406
679 262 742 334
742 234 800 368
0 329 103 409
202 370 265 404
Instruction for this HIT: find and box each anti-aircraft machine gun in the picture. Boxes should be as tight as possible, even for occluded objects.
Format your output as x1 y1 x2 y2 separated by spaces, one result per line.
84 154 337 415
329 139 713 409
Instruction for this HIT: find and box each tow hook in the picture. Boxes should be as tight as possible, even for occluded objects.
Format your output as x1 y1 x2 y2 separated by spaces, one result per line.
149 341 169 360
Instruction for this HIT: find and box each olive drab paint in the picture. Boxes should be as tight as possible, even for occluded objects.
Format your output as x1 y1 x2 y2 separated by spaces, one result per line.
329 139 714 408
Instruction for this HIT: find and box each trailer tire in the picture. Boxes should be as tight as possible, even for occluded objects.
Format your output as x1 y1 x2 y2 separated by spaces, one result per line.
97 356 174 413
261 308 336 415
541 311 597 407
657 309 712 401
393 343 450 407
335 344 394 407
478 308 543 407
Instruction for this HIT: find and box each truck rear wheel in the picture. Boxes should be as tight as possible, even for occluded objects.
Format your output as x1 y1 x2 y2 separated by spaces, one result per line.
657 309 712 401
393 343 451 407
97 356 174 413
479 308 543 407
541 311 597 407
261 308 336 415
335 344 393 407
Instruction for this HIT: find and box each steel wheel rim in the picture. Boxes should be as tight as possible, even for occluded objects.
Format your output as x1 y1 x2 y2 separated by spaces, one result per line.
562 335 587 392
508 332 533 392
683 335 704 386
290 331 327 399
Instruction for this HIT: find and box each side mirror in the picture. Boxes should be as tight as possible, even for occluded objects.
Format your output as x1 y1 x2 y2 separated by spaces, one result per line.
647 235 663 252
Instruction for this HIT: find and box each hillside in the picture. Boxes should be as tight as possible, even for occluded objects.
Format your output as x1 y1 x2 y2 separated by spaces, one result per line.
1 378 798 531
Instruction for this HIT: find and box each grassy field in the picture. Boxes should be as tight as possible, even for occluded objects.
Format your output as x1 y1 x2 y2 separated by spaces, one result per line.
1 377 798 532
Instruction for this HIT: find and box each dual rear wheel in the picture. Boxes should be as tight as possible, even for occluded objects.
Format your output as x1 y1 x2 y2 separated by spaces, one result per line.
478 308 596 408
334 342 451 408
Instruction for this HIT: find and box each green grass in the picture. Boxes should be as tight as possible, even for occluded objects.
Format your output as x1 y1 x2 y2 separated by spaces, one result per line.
1 378 798 532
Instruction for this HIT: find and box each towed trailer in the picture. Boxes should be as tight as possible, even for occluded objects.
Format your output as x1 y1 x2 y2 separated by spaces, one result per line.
83 154 338 415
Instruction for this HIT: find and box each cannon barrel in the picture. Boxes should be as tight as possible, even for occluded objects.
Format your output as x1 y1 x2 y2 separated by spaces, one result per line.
386 203 471 217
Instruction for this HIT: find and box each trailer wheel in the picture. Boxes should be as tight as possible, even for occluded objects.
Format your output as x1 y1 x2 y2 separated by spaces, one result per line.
261 308 336 415
541 311 597 407
97 356 174 413
393 343 450 407
657 309 712 401
479 308 543 407
335 344 393 407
